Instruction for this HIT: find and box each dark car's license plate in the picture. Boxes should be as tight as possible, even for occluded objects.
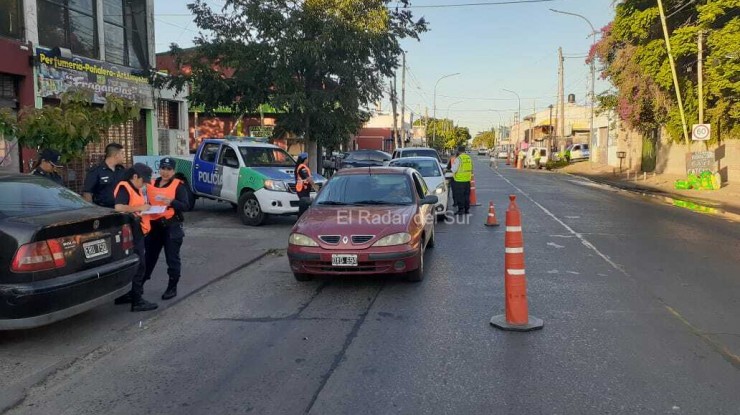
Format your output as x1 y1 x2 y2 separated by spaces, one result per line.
332 254 358 267
83 239 109 260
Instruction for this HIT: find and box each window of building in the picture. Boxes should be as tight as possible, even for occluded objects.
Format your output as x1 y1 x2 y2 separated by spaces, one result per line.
0 0 22 39
38 0 98 59
157 100 179 130
103 0 148 68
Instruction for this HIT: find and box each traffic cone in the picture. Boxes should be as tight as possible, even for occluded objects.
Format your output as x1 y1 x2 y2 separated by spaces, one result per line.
484 201 499 227
490 195 544 332
469 174 481 206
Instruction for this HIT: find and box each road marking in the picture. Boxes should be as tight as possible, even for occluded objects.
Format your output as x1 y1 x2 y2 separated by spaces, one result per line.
550 234 574 238
565 216 581 219
547 242 565 249
507 269 526 276
495 169 740 370
506 226 522 232
505 247 524 254
495 170 628 275
566 271 581 275
547 269 560 274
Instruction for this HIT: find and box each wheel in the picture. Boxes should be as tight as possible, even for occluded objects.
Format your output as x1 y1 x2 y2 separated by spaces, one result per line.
406 245 425 282
238 191 267 226
293 273 313 282
427 228 435 249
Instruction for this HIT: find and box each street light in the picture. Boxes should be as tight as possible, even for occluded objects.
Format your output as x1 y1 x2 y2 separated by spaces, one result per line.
550 8 598 161
501 89 521 147
432 72 461 147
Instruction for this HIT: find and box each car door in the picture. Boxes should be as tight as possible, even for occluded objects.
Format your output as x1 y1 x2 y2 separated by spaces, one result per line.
193 142 221 195
217 145 241 203
411 172 433 242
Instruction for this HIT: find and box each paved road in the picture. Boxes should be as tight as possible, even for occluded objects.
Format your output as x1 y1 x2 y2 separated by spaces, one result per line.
5 158 740 414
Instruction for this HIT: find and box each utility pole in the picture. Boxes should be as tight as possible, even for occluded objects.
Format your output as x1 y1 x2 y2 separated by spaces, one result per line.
400 51 407 148
558 47 565 150
424 107 429 147
698 30 704 124
390 77 399 150
657 0 690 145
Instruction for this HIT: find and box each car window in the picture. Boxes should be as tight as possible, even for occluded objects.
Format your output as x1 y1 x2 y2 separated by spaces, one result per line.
345 151 390 162
239 146 295 167
0 178 91 218
218 147 240 168
400 149 439 160
200 143 220 163
583 144 590 150
314 174 414 205
388 159 441 177
412 173 428 198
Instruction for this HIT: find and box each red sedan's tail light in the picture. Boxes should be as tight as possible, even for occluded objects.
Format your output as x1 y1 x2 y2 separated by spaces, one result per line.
121 225 134 251
11 239 67 273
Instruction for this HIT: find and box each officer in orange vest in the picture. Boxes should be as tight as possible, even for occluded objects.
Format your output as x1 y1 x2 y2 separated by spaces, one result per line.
142 157 191 300
295 152 316 218
113 163 158 312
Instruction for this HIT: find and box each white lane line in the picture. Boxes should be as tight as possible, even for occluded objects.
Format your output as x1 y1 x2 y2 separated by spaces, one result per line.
495 170 629 277
547 242 565 249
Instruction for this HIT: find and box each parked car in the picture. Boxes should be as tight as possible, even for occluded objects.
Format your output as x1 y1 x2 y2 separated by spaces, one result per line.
0 174 139 330
166 137 326 226
565 143 590 162
340 150 392 169
391 147 442 163
388 157 449 218
525 147 550 169
497 150 509 159
287 167 438 282
477 148 488 156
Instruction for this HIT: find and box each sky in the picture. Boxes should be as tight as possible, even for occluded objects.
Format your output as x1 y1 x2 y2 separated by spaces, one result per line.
154 0 617 136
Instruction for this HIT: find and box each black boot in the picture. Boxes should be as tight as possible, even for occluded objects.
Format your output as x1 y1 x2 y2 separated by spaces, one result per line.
162 282 178 300
131 297 158 312
114 291 133 305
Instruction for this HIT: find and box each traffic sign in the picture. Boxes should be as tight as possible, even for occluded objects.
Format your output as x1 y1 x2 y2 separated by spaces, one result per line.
692 124 711 141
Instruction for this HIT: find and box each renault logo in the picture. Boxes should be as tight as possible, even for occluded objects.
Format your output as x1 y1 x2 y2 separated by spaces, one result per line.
93 220 100 230
342 236 349 244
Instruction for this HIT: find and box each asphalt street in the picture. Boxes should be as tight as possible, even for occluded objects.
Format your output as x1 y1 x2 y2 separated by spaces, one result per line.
4 158 740 414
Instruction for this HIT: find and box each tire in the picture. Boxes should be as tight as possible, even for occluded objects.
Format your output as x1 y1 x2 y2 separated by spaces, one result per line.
238 191 267 226
293 273 313 282
406 245 425 282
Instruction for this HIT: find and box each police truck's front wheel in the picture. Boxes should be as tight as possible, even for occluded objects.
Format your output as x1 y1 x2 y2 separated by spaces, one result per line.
238 191 266 226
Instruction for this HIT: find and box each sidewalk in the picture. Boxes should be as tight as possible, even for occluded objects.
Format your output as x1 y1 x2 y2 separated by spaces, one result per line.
560 162 740 220
0 200 293 412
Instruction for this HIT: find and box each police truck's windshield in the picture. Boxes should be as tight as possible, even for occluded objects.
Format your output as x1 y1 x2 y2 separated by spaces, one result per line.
239 147 296 167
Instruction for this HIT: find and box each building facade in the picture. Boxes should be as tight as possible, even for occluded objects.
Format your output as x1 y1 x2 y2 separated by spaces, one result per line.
0 0 188 191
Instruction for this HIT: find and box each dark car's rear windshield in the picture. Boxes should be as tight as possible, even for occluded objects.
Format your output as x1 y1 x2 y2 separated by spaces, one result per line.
0 178 91 218
315 173 413 205
345 151 390 161
400 150 439 160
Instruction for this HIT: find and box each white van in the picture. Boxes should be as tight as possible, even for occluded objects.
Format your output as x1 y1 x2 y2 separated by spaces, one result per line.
525 147 549 169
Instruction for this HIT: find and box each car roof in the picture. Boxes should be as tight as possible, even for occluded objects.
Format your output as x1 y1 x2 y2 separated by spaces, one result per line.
335 167 412 176
203 138 279 149
397 147 438 152
389 156 440 163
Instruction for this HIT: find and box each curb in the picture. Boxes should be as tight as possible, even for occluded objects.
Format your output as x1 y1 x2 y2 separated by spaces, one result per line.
561 171 740 222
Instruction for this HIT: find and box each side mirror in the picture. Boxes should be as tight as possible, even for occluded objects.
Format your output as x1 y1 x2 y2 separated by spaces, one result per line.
420 195 438 205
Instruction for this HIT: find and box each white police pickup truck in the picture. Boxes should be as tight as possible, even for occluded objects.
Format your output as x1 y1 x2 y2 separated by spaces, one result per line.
170 138 326 226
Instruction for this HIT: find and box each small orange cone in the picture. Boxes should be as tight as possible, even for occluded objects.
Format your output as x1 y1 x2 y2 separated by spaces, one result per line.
490 195 544 332
484 201 499 227
470 174 481 206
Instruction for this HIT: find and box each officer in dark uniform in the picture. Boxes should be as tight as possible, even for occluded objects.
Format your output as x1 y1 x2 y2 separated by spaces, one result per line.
31 149 64 186
142 157 191 300
294 152 315 218
83 143 126 208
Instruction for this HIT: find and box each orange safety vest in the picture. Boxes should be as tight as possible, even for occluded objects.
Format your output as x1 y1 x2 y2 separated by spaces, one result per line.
295 164 312 192
146 178 182 221
114 181 151 235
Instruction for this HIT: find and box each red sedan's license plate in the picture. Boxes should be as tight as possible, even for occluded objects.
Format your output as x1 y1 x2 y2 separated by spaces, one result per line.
332 254 358 267
83 239 109 260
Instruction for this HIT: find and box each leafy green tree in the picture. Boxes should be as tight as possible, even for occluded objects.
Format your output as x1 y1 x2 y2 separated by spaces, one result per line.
0 89 139 161
472 130 496 149
591 0 739 142
157 0 427 169
414 117 468 151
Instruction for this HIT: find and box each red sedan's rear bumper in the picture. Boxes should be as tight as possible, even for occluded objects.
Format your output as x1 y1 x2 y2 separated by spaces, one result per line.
288 244 420 276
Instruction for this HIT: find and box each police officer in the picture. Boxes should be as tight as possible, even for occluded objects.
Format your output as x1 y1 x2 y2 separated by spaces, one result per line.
83 143 126 208
294 152 315 218
143 157 190 300
113 163 158 312
451 145 473 215
31 149 64 186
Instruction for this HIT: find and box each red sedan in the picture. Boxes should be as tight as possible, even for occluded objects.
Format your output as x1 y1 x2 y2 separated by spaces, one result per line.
287 167 438 282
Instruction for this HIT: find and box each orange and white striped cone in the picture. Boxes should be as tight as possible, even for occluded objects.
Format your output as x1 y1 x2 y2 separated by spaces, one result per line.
469 174 481 206
484 201 499 227
490 195 544 332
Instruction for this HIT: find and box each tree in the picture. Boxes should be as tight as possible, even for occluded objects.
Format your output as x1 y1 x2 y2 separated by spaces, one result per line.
414 117 468 151
157 0 427 170
472 130 496 149
0 89 140 162
591 0 739 142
